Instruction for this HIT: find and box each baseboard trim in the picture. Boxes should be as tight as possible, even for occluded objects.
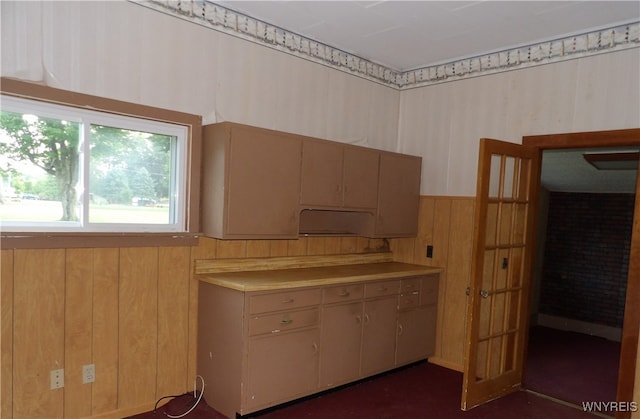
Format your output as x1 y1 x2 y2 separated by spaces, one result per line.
535 313 622 342
428 357 463 372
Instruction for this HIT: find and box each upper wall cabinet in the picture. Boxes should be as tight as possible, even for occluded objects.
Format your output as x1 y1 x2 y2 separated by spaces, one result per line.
374 153 422 237
300 139 379 210
201 122 421 239
201 122 302 239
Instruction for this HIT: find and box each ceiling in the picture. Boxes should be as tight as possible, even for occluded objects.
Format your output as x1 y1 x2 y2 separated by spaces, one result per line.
215 1 639 71
212 1 639 193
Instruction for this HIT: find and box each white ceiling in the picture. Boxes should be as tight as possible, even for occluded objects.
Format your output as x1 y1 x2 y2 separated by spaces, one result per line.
215 1 640 71
542 148 638 194
212 1 639 193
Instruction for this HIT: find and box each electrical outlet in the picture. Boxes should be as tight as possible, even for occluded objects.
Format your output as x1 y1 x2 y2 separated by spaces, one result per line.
50 368 64 390
82 364 95 384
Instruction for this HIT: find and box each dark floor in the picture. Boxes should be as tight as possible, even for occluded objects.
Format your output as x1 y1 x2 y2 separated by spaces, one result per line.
134 326 621 419
524 326 621 412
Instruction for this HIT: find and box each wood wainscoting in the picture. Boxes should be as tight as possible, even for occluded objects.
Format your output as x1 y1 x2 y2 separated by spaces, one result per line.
390 196 476 372
0 236 387 419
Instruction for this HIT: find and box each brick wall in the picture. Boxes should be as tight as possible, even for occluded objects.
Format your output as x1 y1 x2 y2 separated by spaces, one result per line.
539 192 634 328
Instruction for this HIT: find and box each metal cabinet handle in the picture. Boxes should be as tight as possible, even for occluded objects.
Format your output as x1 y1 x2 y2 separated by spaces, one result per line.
338 290 350 297
480 290 490 299
355 315 362 324
279 318 292 325
398 324 404 335
281 298 294 303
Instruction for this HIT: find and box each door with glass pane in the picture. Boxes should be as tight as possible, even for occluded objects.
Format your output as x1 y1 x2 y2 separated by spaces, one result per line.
461 139 540 410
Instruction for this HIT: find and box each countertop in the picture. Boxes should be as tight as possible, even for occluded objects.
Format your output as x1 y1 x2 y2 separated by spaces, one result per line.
197 261 443 292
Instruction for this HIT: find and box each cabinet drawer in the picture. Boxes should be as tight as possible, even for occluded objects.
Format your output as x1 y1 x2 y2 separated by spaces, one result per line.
249 308 319 336
400 277 420 293
421 278 439 306
323 284 364 304
364 280 400 299
398 290 421 310
249 289 322 314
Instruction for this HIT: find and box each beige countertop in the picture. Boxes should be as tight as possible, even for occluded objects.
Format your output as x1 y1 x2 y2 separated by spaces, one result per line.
197 261 443 292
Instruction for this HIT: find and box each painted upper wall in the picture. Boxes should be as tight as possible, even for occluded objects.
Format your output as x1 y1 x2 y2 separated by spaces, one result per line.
2 1 639 197
398 49 640 196
0 0 400 152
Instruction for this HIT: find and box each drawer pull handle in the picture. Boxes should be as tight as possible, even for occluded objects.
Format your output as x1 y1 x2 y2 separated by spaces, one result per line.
338 290 350 297
280 318 293 325
281 298 295 303
312 343 318 354
355 315 362 324
398 324 404 335
411 291 419 295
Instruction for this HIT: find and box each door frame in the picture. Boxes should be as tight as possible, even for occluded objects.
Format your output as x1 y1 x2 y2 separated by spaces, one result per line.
522 128 640 419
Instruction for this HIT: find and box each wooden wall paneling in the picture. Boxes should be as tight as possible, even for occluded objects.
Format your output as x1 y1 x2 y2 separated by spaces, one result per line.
246 240 271 258
324 237 342 255
413 196 436 264
339 237 359 254
13 249 65 418
91 248 119 415
441 198 475 371
157 247 191 397
287 238 308 256
216 240 248 259
268 240 289 257
1 249 14 419
118 248 159 409
306 237 327 255
65 249 94 418
195 237 218 259
431 199 452 363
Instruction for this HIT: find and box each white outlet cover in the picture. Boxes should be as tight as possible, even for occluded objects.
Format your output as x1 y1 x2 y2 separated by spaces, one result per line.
50 368 64 390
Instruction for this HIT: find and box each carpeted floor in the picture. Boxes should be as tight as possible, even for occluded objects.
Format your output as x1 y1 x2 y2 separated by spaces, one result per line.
524 326 621 409
130 361 599 419
131 326 620 419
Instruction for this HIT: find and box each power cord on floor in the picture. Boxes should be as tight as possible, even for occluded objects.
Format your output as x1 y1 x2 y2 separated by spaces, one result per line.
153 375 205 418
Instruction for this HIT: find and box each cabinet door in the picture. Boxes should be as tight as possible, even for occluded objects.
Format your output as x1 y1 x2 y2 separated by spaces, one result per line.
375 153 422 237
396 305 437 366
342 146 379 209
226 125 302 236
300 140 343 207
361 296 398 376
319 302 363 388
245 328 320 412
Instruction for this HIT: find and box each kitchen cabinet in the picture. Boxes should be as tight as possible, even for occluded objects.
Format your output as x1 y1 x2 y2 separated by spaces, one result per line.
197 260 440 418
374 152 422 237
300 139 379 210
201 122 422 239
396 275 439 366
319 284 364 388
201 122 302 239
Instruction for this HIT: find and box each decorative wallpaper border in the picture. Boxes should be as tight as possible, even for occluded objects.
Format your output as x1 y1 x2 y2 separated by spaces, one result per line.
131 0 640 90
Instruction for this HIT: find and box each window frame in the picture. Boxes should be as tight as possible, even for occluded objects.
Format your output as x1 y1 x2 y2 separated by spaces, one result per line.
0 77 202 248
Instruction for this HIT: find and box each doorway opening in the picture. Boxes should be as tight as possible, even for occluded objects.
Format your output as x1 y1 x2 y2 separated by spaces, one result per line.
525 149 637 409
521 130 640 418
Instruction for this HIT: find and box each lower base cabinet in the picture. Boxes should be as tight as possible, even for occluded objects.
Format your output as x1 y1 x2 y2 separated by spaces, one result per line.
198 274 439 419
246 329 320 411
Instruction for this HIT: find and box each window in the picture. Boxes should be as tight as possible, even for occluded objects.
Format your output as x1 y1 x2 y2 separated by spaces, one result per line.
0 95 189 233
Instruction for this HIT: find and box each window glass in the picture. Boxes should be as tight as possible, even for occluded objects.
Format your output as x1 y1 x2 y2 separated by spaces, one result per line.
0 96 187 232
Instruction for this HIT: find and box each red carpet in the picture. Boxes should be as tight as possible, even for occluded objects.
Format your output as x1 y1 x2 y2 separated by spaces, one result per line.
251 362 595 419
131 360 599 419
524 326 620 410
